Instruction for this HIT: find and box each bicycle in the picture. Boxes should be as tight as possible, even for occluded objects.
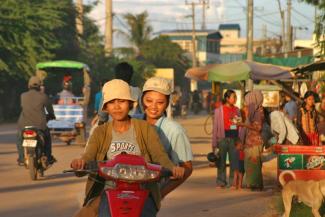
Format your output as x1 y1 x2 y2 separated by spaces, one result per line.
203 113 214 135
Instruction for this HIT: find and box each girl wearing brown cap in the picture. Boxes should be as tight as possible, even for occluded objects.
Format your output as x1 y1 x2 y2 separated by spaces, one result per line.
70 79 184 217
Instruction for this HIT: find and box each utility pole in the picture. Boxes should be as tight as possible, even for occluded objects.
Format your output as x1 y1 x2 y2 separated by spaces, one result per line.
186 1 200 91
185 1 199 68
190 2 197 68
76 0 83 38
276 0 286 52
247 0 254 61
246 0 254 91
286 0 292 52
105 0 113 56
261 24 267 56
200 0 209 30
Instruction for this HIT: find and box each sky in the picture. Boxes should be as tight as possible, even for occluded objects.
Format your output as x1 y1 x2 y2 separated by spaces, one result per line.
86 0 316 47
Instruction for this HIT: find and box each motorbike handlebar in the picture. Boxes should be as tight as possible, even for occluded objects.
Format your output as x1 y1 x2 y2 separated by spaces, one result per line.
64 162 172 179
46 114 56 122
63 161 98 176
160 168 173 178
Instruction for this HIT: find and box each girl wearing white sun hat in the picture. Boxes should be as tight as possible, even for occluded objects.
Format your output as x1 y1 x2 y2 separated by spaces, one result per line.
70 79 185 217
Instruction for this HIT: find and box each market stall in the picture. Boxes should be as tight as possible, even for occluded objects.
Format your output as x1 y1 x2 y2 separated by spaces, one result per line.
186 59 325 183
274 145 325 183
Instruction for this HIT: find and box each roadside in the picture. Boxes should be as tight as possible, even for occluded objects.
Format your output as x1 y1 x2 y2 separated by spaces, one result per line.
159 114 280 217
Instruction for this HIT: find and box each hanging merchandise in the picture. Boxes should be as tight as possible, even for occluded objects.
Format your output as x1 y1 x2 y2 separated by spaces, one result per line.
292 80 299 94
300 82 308 97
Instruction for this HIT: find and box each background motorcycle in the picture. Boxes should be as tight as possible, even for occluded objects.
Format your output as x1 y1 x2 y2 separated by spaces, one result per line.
65 153 171 217
21 127 49 180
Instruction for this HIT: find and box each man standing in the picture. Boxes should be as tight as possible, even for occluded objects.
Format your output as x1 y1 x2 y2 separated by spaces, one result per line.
17 76 56 166
284 93 298 121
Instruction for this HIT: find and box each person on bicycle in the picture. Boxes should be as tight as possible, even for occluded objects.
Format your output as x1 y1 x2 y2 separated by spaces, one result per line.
141 77 193 198
17 76 56 166
70 79 184 217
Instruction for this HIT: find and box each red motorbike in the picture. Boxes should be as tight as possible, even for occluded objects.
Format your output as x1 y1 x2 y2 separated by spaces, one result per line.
65 153 170 217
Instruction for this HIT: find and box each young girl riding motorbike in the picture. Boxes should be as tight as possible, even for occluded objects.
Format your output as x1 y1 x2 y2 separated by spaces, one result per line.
70 79 184 217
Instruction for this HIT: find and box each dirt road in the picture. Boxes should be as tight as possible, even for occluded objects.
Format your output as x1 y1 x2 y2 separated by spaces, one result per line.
0 115 278 217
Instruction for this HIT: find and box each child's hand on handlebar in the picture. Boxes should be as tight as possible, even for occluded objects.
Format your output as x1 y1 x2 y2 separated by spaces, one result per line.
171 166 185 179
70 158 85 170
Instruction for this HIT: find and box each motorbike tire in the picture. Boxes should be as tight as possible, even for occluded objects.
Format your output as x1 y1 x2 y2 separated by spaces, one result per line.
28 156 37 180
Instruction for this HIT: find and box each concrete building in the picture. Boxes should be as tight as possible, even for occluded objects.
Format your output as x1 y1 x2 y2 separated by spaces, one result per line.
218 24 282 63
294 34 323 58
219 24 241 39
160 30 222 65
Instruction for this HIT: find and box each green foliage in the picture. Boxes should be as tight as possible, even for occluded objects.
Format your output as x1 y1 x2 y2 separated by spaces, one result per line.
127 60 155 87
119 11 153 53
79 16 115 82
0 0 77 79
300 0 325 56
141 36 191 86
118 12 190 87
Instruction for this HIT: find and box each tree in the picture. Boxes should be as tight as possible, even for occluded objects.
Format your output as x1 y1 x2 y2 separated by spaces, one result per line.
119 11 153 55
141 36 191 87
0 0 78 79
0 0 80 120
300 0 325 56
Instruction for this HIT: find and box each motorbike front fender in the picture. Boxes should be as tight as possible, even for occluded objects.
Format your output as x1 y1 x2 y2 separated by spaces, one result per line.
105 189 149 217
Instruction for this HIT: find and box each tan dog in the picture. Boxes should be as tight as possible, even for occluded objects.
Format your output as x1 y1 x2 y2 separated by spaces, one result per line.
279 170 325 217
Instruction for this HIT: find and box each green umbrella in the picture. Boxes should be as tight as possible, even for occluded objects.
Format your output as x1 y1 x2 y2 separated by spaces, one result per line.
185 60 293 82
207 61 250 82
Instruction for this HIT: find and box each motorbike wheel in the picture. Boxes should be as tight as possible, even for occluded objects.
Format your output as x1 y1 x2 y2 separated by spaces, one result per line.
28 156 37 180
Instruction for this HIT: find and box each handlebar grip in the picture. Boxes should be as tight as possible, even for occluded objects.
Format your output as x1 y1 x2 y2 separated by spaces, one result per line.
62 169 92 177
84 161 98 171
63 169 76 173
160 168 173 178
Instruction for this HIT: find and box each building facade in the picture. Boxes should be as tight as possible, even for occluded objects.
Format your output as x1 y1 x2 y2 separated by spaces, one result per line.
160 30 222 65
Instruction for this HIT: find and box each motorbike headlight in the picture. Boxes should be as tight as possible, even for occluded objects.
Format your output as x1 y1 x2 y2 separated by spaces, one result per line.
100 164 159 181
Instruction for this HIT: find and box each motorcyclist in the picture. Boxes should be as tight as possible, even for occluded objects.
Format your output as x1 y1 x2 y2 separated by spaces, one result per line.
70 79 185 217
17 76 56 166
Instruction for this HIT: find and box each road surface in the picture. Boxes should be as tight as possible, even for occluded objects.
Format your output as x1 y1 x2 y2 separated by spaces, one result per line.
0 115 278 217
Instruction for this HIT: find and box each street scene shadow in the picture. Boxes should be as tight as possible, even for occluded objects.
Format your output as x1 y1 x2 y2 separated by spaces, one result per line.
0 175 85 194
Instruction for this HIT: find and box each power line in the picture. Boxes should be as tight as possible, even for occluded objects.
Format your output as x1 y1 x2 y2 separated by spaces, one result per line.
114 1 185 6
232 0 244 7
114 0 243 9
114 14 129 32
292 7 314 22
149 16 248 25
